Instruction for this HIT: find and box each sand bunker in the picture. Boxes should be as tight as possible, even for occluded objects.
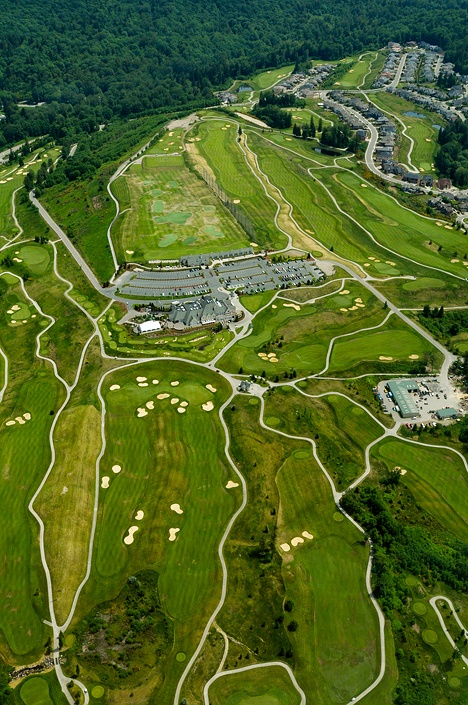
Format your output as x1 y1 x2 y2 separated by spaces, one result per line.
169 528 180 542
110 384 120 391
233 199 241 204
23 412 31 421
226 480 239 489
425 138 431 142
138 382 149 387
171 503 184 514
180 401 188 407
302 531 314 540
171 397 180 405
379 356 393 361
124 526 139 545
135 510 144 520
112 464 122 474
361 183 368 188
356 303 365 308
202 401 214 411
101 476 110 489
436 222 443 226
364 263 370 267
409 354 419 359
6 310 12 314
137 408 148 417
280 543 291 552
16 417 25 425
171 381 180 386
291 536 305 547
283 302 301 311
355 298 362 303
258 352 267 358
5 420 15 426
270 357 279 363
400 468 407 475
206 384 217 393
152 379 159 384
12 258 22 263
368 256 375 260
285 137 292 141
136 376 147 382
125 250 134 255
157 393 170 400
267 352 276 358
339 290 350 295
11 305 20 311
451 259 459 263
177 407 186 414
146 401 154 409
348 306 358 311
340 308 348 312
272 304 277 309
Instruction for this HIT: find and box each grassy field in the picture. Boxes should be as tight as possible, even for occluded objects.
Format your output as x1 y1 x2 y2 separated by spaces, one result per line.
110 154 249 262
0 275 64 659
192 119 286 250
374 274 468 309
372 439 468 542
265 386 383 489
19 676 54 705
209 666 302 705
338 52 380 89
146 127 184 155
248 66 294 92
370 92 443 171
69 360 237 702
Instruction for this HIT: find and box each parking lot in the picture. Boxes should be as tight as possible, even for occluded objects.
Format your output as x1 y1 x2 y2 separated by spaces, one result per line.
376 376 464 425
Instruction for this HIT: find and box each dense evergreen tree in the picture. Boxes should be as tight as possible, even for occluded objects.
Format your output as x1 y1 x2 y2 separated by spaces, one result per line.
435 119 468 187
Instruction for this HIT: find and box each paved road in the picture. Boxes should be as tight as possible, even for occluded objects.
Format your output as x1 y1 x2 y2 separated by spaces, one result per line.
429 596 468 666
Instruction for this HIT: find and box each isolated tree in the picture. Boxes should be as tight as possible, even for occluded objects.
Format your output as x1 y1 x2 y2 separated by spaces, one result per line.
310 116 316 137
318 118 323 132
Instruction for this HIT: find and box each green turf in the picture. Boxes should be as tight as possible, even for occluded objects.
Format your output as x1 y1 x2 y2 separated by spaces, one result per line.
248 66 295 91
18 245 50 275
338 52 380 89
20 677 54 705
111 154 249 261
412 601 427 616
422 629 438 644
91 685 105 698
209 665 301 705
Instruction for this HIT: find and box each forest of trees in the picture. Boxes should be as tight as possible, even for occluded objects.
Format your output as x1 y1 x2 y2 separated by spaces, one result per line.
0 0 468 147
435 119 468 187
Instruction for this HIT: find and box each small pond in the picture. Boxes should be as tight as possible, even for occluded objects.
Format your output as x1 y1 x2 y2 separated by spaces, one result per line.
403 111 427 119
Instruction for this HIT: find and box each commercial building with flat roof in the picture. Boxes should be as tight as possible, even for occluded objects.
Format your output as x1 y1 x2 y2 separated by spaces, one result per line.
387 379 420 418
436 408 459 420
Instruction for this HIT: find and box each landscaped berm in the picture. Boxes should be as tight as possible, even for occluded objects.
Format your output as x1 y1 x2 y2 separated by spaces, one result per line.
110 154 249 262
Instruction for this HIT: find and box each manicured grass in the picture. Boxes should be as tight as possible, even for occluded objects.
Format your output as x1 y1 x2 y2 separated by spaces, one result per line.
79 360 237 702
329 314 440 374
146 127 184 155
338 52 379 89
374 275 467 309
240 290 276 313
209 666 301 705
194 120 285 249
372 439 468 542
20 677 53 705
0 277 64 658
265 386 382 489
111 153 249 261
248 66 294 91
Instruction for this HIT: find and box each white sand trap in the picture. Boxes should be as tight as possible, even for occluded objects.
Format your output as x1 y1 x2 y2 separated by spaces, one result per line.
23 412 31 421
110 384 120 391
285 137 292 141
12 257 22 263
425 138 431 142
202 401 214 411
171 503 184 514
291 536 305 547
177 407 186 414
138 382 149 387
225 124 231 127
268 353 276 358
5 420 15 426
137 408 148 417
169 131 174 136
355 298 362 303
361 183 368 187
206 384 217 393
124 526 139 545
356 303 365 308
169 528 180 542
451 259 459 263
171 397 180 405
101 476 110 489
226 480 239 489
436 222 443 226
302 531 314 540
6 310 13 314
339 290 350 295
233 199 241 204
250 242 258 247
364 263 370 267
180 401 188 407
169 141 175 145
409 354 419 360
16 417 25 425
283 302 301 311
136 376 147 382
157 393 170 400
368 256 375 261
221 127 227 131
164 148 169 151
280 543 291 552
135 510 144 520
112 464 122 474
340 308 348 312
379 356 393 361
272 304 277 309
374 259 380 262
270 357 279 363
348 306 358 311
386 261 396 266
152 379 159 384
171 380 180 386
11 305 20 311
31 314 36 318
146 401 154 409
125 250 134 255
400 468 407 475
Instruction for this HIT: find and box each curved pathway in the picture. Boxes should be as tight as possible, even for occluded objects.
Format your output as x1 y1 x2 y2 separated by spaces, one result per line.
430 596 468 666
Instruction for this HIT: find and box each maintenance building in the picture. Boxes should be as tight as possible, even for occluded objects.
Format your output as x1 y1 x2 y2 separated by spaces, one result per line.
387 379 420 418
436 408 459 420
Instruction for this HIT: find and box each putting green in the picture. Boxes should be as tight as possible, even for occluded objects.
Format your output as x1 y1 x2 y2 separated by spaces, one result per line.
153 200 165 212
403 277 446 291
265 417 280 427
9 302 31 321
204 225 224 238
158 234 178 247
64 633 76 647
175 652 186 662
91 685 105 698
20 677 53 705
155 211 191 225
412 601 427 616
184 236 198 245
422 629 438 644
18 246 50 275
1 273 17 284
167 180 179 188
333 512 344 522
248 397 259 405
405 576 418 587
449 677 461 688
351 406 364 415
294 450 310 459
